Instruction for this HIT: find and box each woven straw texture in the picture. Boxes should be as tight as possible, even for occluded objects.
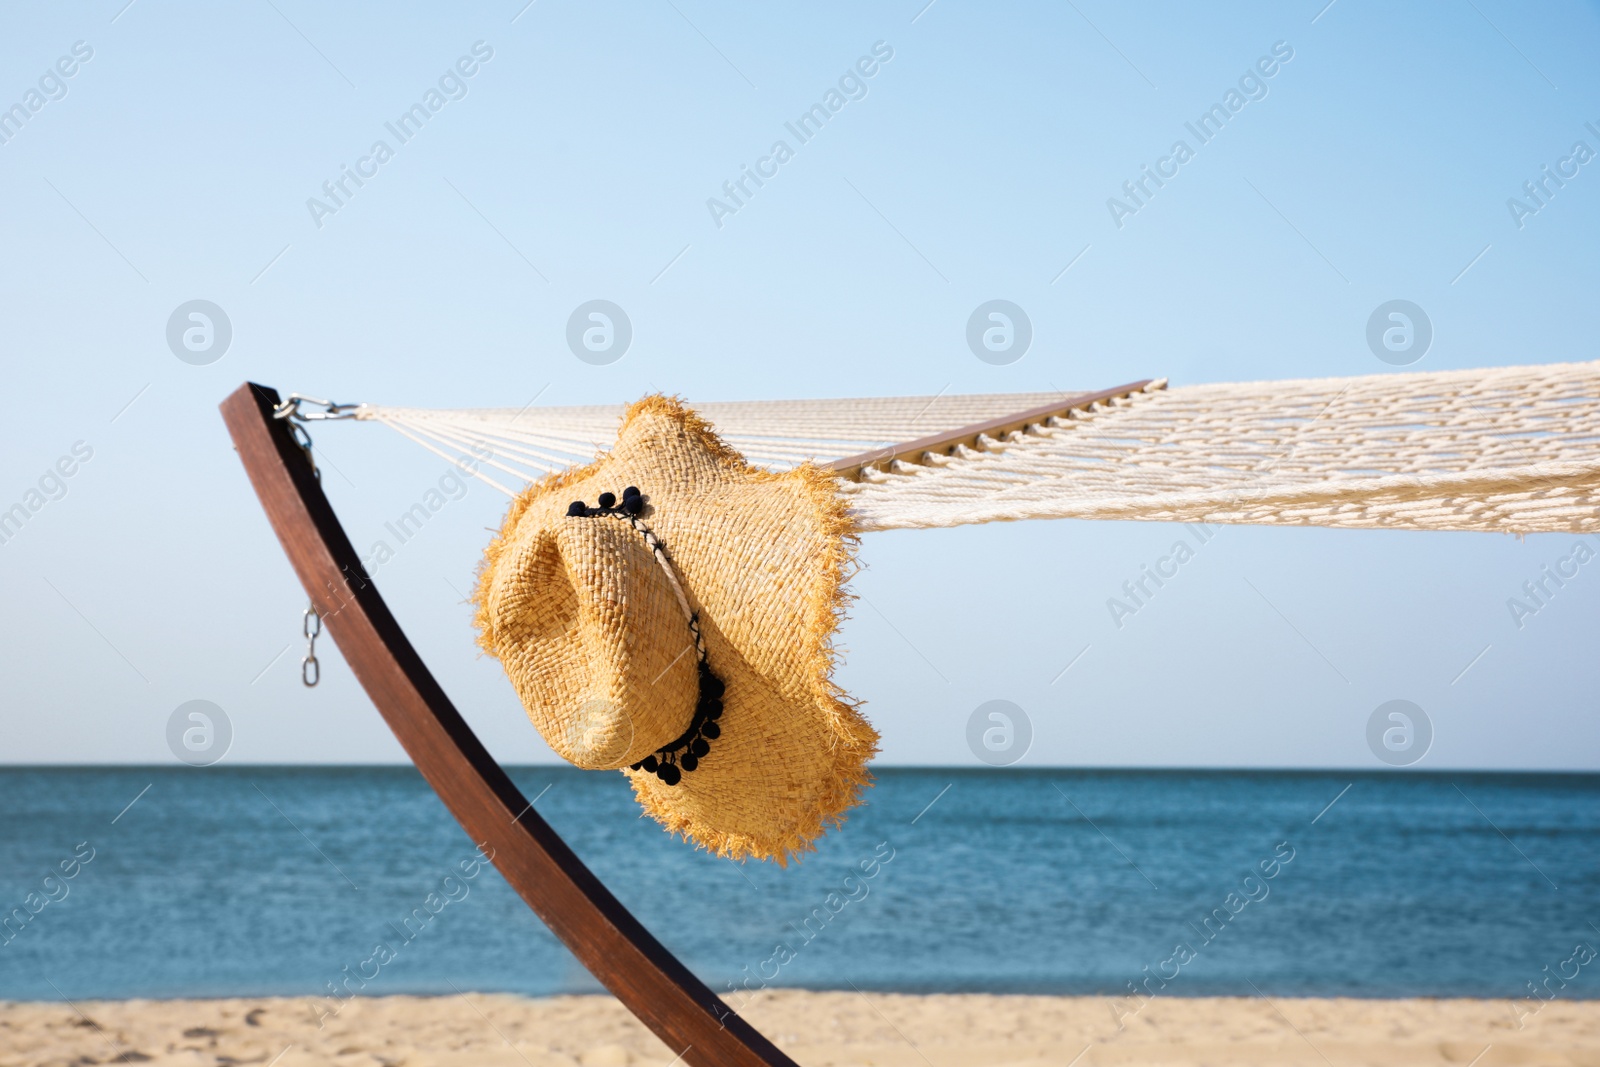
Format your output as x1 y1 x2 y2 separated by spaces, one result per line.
473 396 878 863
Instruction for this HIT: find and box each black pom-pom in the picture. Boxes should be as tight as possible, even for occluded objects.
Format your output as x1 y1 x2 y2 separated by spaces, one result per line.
567 500 587 517
681 753 698 772
641 755 658 773
622 485 640 499
703 700 723 721
701 720 720 740
658 763 682 786
690 737 710 758
701 673 725 699
621 494 643 515
597 491 616 509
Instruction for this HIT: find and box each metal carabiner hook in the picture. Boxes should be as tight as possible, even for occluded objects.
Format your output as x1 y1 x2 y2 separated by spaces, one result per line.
274 394 359 422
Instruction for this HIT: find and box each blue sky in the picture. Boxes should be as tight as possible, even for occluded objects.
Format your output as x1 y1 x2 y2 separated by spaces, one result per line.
2 0 1597 769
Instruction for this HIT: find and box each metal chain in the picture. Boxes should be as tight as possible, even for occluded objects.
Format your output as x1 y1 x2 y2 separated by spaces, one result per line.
286 421 320 483
275 394 352 688
301 605 321 687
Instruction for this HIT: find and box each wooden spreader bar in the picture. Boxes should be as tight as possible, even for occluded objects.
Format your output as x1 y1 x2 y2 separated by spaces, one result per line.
827 379 1160 481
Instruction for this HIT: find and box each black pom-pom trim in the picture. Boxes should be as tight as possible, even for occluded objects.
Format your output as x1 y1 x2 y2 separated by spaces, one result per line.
635 654 725 785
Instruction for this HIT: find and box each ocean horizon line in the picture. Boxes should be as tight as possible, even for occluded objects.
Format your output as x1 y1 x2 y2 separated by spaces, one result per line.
4 762 1598 776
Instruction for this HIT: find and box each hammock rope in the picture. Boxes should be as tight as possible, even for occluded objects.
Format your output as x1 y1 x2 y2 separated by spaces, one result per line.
357 392 1075 477
350 360 1600 536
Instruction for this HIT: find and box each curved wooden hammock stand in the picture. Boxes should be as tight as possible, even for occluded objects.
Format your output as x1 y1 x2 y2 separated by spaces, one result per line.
221 383 796 1067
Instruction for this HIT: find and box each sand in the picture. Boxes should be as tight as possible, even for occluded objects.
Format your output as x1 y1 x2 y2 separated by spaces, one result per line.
2 991 1596 1066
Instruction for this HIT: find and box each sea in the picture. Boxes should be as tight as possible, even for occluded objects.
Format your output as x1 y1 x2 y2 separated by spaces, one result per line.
1 767 1596 1003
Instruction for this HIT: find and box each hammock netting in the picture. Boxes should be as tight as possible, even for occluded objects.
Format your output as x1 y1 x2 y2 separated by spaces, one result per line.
354 360 1600 536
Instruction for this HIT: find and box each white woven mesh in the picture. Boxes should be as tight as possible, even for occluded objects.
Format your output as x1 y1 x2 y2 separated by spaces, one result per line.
844 361 1600 534
358 360 1600 535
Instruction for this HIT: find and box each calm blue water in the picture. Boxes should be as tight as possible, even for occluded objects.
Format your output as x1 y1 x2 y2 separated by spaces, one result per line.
1 767 1596 1002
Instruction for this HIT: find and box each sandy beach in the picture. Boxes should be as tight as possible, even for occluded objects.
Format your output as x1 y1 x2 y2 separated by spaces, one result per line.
3 991 1596 1067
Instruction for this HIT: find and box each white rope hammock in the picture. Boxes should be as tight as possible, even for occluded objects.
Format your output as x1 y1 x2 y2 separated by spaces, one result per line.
356 392 1073 492
350 360 1600 536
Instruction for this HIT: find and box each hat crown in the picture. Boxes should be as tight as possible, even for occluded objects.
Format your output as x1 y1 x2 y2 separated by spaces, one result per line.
484 509 698 769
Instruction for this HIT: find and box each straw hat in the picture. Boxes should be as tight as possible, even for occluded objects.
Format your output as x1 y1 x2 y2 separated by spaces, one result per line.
473 395 877 863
